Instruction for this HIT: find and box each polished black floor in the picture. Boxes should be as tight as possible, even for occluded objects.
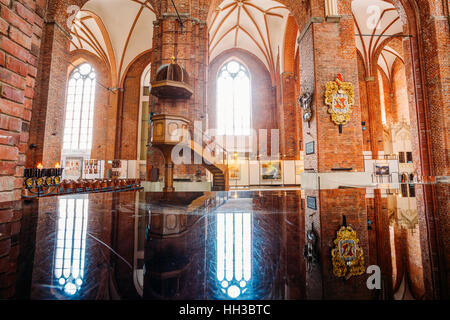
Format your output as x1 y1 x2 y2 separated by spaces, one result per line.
0 187 439 300
1 190 305 300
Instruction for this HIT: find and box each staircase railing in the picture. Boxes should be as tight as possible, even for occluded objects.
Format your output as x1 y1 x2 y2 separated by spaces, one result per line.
188 124 229 168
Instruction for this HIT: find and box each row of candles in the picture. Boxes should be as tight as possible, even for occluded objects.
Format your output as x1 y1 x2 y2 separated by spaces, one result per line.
24 163 63 178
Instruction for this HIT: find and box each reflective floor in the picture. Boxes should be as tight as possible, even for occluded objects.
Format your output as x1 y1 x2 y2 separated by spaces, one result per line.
0 186 445 300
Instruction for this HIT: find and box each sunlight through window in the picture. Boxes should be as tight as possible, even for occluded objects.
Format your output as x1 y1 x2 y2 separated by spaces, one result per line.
63 63 96 152
217 60 251 136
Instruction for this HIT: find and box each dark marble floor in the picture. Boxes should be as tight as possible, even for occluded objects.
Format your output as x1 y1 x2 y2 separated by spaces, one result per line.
0 187 441 300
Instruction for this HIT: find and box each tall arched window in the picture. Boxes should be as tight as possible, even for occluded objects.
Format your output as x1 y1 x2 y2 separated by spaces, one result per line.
217 60 251 136
63 63 96 152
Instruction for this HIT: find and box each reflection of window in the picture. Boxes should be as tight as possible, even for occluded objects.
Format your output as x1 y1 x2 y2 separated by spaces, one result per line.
54 198 88 296
406 152 413 163
408 184 415 197
63 63 96 151
401 183 408 197
217 212 252 299
399 152 405 163
217 60 251 136
400 173 415 198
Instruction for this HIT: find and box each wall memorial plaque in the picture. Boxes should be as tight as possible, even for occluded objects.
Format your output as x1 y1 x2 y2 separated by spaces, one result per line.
306 141 315 155
307 196 317 210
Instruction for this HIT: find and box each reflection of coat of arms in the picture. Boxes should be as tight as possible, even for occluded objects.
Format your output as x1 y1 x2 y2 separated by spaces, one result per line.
325 74 354 125
331 226 365 279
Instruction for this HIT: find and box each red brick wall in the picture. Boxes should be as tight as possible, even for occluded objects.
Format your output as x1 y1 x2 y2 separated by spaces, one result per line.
357 52 371 151
318 189 371 299
0 199 22 298
302 13 364 171
279 72 300 160
1 0 47 202
391 58 409 123
149 2 209 178
117 51 151 160
299 26 317 170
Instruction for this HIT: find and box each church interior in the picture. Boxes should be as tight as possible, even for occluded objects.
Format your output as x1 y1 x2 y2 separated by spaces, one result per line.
0 0 448 301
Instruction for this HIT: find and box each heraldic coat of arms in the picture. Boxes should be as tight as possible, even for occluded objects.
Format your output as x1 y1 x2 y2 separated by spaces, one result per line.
325 74 354 125
331 226 365 279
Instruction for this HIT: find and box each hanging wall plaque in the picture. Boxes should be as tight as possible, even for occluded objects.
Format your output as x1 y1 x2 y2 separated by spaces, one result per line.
331 226 365 279
325 74 354 126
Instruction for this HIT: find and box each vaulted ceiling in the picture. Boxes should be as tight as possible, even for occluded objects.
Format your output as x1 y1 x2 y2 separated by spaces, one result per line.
70 0 156 85
352 0 404 79
69 0 405 84
208 0 290 74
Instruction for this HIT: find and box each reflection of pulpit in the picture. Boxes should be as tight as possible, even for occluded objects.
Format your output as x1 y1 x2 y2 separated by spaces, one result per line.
150 114 190 192
143 192 217 299
144 206 194 298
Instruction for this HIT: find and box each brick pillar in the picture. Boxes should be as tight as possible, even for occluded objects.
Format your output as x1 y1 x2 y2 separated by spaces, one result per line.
0 200 22 299
364 76 385 156
150 1 208 121
372 190 393 299
299 0 370 300
27 20 70 168
299 11 364 172
415 0 450 300
279 72 300 160
149 0 209 179
0 0 46 202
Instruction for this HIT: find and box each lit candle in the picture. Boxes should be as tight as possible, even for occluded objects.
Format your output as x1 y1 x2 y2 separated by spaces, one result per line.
36 163 43 178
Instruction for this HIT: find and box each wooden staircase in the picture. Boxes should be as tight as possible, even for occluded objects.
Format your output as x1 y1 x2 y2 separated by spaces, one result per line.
149 114 229 192
184 139 229 191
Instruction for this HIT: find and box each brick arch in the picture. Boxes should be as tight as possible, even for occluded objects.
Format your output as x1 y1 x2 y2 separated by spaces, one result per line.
115 50 152 160
282 15 299 74
69 49 111 83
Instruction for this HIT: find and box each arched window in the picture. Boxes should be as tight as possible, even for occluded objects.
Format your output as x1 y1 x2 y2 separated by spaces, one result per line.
217 60 251 136
63 63 96 152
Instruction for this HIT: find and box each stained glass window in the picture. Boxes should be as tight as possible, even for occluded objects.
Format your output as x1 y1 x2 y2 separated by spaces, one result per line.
63 63 96 151
217 60 251 136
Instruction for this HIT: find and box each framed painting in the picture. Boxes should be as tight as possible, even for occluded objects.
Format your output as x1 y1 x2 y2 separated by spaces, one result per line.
375 164 390 176
261 162 282 180
229 164 240 180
